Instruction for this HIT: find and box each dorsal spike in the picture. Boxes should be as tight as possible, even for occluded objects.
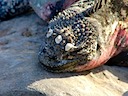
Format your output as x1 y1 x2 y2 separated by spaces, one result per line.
82 0 107 17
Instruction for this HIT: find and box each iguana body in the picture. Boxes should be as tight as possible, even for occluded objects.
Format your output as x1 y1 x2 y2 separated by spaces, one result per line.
38 0 128 72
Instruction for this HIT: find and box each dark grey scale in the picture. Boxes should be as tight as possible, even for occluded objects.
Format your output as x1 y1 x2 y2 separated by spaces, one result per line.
51 10 76 29
0 0 31 21
72 19 86 42
73 17 98 60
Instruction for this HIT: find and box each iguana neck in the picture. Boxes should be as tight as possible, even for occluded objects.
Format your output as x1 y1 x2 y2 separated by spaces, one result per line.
93 0 128 20
90 0 128 58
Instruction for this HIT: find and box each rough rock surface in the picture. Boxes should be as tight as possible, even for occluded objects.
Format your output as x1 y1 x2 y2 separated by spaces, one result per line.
0 13 128 96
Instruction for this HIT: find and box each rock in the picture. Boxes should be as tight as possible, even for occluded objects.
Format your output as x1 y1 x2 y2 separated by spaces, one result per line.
0 13 128 96
28 66 128 96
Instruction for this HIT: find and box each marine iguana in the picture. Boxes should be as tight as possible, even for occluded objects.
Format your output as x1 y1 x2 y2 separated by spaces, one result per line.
0 0 128 72
38 0 128 72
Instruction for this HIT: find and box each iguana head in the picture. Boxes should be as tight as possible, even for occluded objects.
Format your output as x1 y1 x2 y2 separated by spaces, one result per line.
39 0 128 72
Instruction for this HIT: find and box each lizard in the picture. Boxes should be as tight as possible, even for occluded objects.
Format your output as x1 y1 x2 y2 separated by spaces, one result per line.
0 0 128 72
38 0 128 72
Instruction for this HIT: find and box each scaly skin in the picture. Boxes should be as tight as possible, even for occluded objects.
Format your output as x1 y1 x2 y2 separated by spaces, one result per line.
38 0 128 72
0 0 30 21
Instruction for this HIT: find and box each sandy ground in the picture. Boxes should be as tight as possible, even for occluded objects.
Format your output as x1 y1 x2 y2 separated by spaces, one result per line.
0 13 128 96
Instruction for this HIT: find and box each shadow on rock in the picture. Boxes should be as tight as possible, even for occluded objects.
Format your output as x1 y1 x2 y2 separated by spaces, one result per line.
123 91 128 96
105 50 128 83
0 90 45 96
91 65 128 83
